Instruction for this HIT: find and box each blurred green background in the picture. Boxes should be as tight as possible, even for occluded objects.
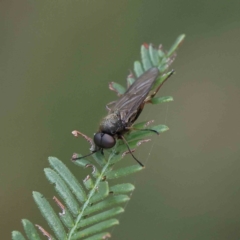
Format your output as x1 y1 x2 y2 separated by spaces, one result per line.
1 0 240 239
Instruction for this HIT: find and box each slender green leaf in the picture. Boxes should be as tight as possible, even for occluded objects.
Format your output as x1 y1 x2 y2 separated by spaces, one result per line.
73 158 101 179
141 44 152 71
22 219 41 240
84 195 130 215
106 165 143 179
92 151 107 167
167 34 185 58
72 157 92 167
12 231 26 240
49 157 87 203
78 207 124 228
85 164 101 179
52 196 74 228
59 208 74 229
91 182 109 203
116 138 151 155
72 219 119 240
149 44 159 66
32 192 67 240
83 175 95 190
44 168 80 216
134 61 144 77
158 45 165 60
151 96 174 104
110 183 135 194
109 82 126 95
84 232 111 240
133 120 154 129
127 73 135 86
126 124 169 142
108 152 122 165
159 63 169 73
151 70 174 91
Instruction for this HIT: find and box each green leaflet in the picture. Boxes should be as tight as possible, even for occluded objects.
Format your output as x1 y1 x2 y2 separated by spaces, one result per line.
72 219 119 240
44 168 80 216
83 175 95 190
127 73 135 86
57 206 75 229
90 181 109 203
109 82 126 95
141 44 152 71
33 192 67 240
125 124 169 142
106 165 143 179
84 195 130 215
12 231 26 240
151 96 174 104
134 61 144 77
22 219 41 240
167 34 185 58
49 157 87 203
78 207 124 228
84 232 111 240
149 43 159 66
110 183 135 194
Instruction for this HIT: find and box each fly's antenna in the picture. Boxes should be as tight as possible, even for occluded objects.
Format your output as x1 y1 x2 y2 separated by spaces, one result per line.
72 148 100 161
120 135 144 167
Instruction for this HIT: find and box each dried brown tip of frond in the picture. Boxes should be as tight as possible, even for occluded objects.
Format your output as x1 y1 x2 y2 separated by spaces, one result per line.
108 82 116 92
127 71 134 78
143 43 149 49
158 44 168 55
83 175 90 182
53 196 65 215
108 82 122 96
35 224 52 240
127 71 136 88
85 164 97 174
122 148 136 158
137 139 151 146
72 130 95 148
71 153 78 161
102 233 111 239
144 120 154 127
166 53 177 66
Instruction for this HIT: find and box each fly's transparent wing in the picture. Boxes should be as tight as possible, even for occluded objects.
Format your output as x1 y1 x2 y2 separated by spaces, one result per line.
109 67 159 122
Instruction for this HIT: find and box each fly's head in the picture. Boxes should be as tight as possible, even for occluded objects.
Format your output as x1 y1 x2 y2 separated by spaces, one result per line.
94 112 123 150
93 132 116 149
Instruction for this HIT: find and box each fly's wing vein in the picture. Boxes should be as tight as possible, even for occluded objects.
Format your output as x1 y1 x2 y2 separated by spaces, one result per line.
109 67 159 121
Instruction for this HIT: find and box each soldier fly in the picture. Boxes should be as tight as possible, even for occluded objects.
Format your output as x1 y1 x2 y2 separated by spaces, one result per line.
73 67 174 167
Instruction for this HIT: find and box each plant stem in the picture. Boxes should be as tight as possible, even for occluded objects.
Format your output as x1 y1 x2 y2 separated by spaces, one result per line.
67 154 112 240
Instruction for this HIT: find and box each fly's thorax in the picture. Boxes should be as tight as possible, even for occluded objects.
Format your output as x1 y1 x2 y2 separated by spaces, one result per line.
99 112 125 135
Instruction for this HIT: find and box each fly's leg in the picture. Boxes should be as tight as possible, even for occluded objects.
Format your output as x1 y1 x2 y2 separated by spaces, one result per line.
120 135 144 167
125 127 159 135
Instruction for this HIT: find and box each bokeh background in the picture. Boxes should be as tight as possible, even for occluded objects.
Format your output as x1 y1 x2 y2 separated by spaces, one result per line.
1 1 240 239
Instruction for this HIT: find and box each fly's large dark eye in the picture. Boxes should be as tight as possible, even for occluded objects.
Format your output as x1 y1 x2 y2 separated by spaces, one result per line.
94 133 116 149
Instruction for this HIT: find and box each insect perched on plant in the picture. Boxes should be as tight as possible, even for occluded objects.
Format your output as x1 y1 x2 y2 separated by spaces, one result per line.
72 67 174 167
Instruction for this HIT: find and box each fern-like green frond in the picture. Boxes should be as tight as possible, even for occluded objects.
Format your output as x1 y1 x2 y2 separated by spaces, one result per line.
12 34 185 240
